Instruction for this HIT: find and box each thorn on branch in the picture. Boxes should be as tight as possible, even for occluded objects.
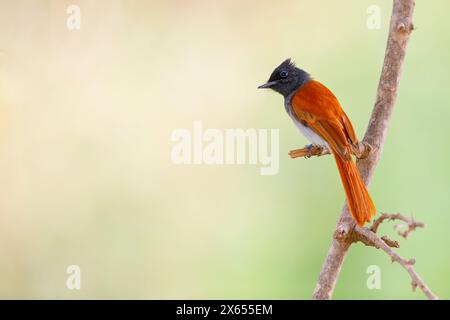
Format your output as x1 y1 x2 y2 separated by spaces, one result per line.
407 258 416 266
381 235 400 248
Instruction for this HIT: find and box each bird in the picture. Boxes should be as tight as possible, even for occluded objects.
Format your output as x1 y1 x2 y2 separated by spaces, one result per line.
258 58 376 226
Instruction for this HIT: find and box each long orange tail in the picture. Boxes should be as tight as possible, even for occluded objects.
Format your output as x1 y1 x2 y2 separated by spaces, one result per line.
334 154 376 226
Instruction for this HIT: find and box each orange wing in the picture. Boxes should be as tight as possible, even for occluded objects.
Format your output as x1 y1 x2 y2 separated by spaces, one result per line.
291 80 376 226
290 80 357 160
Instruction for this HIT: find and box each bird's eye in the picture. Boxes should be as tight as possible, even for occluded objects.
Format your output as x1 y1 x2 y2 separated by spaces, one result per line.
280 71 289 78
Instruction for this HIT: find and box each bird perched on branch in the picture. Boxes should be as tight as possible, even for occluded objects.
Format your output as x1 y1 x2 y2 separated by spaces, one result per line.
258 59 376 226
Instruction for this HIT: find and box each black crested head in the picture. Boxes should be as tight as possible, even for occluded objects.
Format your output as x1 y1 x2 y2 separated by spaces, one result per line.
258 58 311 98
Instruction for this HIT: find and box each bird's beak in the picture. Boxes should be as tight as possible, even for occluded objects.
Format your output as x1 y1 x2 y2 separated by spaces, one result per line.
258 80 278 89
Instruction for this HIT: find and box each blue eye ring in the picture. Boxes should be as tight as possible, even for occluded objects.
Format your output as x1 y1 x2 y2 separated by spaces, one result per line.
280 70 289 78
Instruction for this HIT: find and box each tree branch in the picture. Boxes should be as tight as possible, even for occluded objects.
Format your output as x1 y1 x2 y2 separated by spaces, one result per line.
289 145 330 158
370 212 424 239
357 226 438 300
311 0 436 299
289 141 371 159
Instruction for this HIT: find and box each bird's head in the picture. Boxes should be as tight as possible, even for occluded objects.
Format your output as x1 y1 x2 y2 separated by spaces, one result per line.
258 58 311 98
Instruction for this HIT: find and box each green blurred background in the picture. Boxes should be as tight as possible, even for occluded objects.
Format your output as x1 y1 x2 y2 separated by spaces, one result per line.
0 0 449 299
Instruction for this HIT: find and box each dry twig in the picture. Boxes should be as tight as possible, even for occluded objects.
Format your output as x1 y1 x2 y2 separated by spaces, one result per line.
289 141 371 159
370 212 424 239
357 226 438 300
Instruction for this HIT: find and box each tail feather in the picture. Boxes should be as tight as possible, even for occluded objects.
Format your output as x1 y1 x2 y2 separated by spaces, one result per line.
334 154 376 226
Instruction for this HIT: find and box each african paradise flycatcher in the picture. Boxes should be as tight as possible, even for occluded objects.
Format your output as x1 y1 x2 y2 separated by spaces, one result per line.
258 59 376 226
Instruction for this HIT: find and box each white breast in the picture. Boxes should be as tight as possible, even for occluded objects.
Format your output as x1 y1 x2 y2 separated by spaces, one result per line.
284 98 329 147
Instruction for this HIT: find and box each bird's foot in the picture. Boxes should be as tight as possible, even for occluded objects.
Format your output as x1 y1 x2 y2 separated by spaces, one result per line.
351 142 373 159
305 144 316 158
